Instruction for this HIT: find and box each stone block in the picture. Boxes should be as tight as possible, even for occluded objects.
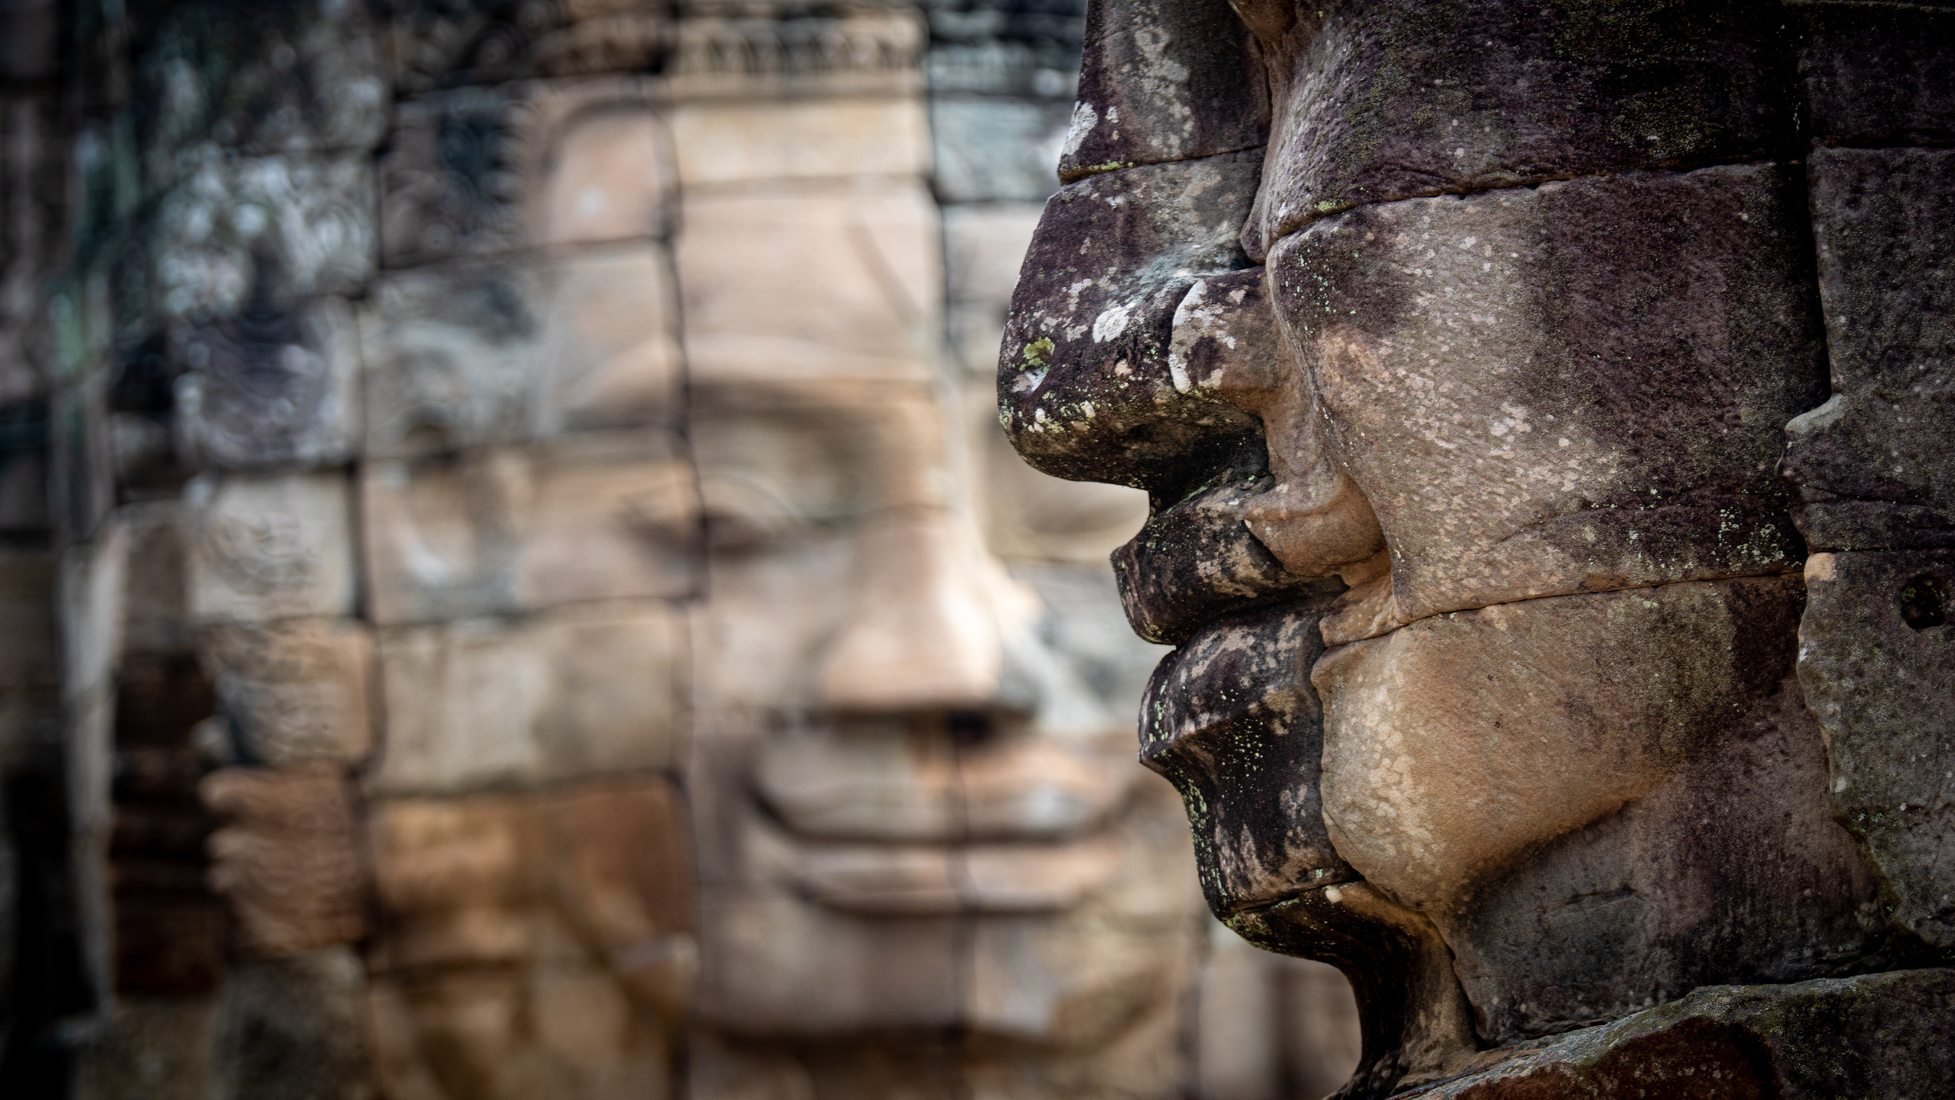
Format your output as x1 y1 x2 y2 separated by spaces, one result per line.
930 96 1071 203
668 94 929 188
366 795 534 970
531 250 685 434
1798 550 1955 950
200 619 375 767
510 435 699 608
201 765 370 957
677 179 941 383
686 379 953 558
965 917 1192 1051
367 604 686 795
1786 147 1955 552
1416 969 1955 1099
74 997 219 1100
1806 147 1955 397
693 886 959 1037
975 775 1196 927
131 0 387 167
965 939 1193 1100
1193 944 1363 1100
1793 1 1955 148
148 149 375 322
924 2 1084 98
685 670 953 889
1059 0 1267 183
119 502 194 656
665 8 924 100
170 296 361 471
380 78 672 268
361 433 698 625
684 1034 956 1100
1279 959 1366 1097
365 778 692 975
183 473 357 625
366 964 677 1100
1244 0 1797 253
1273 163 1823 623
387 0 671 95
360 246 682 458
212 948 371 1100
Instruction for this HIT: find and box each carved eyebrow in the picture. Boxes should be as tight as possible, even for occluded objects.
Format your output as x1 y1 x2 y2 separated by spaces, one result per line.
689 377 855 414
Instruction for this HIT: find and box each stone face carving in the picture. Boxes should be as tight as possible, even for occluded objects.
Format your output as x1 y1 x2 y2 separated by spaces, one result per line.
148 150 376 322
131 0 388 163
31 1 1372 1096
184 473 356 624
684 365 1205 1092
170 296 362 471
388 0 672 95
1001 2 1955 1095
200 765 370 957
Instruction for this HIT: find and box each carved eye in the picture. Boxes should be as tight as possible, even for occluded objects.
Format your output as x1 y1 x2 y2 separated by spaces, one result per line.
698 474 809 552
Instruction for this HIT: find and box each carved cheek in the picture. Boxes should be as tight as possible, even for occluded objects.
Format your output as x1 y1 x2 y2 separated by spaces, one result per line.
1310 597 1682 914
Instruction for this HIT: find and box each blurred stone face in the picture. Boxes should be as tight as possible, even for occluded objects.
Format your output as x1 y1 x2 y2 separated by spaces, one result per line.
682 223 1202 1065
1000 1 1890 1090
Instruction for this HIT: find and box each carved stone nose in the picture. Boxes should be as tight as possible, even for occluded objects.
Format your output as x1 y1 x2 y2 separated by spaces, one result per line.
1169 269 1385 584
818 509 1023 717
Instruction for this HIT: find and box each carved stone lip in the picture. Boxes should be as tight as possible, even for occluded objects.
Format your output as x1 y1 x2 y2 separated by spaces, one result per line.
785 836 1123 917
1220 872 1366 920
1140 601 1358 917
1138 601 1323 764
754 749 1133 846
1113 474 1336 645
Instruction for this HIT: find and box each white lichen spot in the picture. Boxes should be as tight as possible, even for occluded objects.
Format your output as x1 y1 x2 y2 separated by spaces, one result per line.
1093 299 1139 343
1062 101 1098 158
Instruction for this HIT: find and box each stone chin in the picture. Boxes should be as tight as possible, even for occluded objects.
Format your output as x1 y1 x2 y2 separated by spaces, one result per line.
1135 592 1481 1097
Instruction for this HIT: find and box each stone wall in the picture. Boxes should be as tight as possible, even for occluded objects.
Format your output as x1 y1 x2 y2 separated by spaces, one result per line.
0 2 1360 1097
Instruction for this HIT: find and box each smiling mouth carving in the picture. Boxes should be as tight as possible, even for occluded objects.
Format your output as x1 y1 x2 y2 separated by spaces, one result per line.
750 714 1146 918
